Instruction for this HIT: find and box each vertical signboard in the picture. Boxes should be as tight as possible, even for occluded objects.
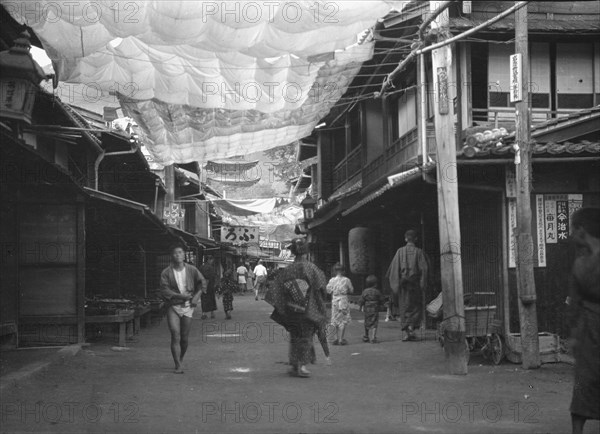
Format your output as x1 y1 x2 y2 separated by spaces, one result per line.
556 200 569 242
509 53 522 103
535 195 546 267
544 197 557 244
508 198 517 268
505 165 517 198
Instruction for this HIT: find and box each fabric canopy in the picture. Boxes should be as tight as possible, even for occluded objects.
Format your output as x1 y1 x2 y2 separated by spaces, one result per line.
210 197 278 216
5 1 401 164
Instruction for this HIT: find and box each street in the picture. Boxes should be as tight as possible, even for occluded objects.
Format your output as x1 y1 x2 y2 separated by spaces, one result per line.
1 296 595 434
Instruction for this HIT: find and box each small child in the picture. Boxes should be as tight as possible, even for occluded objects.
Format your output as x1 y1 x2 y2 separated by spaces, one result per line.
218 270 236 319
359 275 384 343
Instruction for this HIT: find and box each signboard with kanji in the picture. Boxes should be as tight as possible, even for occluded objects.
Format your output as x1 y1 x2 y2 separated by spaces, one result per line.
220 226 258 245
535 195 546 267
556 200 569 242
505 165 517 198
163 203 185 226
544 197 557 244
508 198 517 268
259 239 281 249
509 53 522 103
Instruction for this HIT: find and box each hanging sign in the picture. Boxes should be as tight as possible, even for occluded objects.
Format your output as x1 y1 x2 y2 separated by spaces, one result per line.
535 195 546 267
220 226 258 245
259 239 281 250
556 200 569 242
544 197 557 244
437 66 449 115
163 203 185 226
508 198 517 268
509 53 522 103
505 165 517 198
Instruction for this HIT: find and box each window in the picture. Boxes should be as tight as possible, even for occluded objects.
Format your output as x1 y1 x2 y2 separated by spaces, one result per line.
332 127 346 165
487 42 595 111
556 43 594 109
388 89 417 142
530 43 550 109
348 107 362 150
365 98 383 164
397 89 417 139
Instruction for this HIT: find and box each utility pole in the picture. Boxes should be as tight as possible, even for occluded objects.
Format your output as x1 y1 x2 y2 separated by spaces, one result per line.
513 2 540 369
165 164 175 204
430 1 468 375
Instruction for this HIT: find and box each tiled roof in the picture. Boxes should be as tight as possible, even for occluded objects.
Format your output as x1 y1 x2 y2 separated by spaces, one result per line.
459 140 600 160
529 106 600 138
450 17 600 33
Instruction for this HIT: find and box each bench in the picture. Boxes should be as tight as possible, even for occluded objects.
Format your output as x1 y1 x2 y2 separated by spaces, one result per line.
85 310 135 347
133 305 152 334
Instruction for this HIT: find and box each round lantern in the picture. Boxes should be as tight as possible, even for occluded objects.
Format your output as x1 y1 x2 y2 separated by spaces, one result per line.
348 226 376 275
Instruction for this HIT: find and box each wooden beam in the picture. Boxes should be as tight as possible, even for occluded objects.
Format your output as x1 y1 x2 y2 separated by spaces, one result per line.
76 196 86 343
514 2 541 369
431 2 468 375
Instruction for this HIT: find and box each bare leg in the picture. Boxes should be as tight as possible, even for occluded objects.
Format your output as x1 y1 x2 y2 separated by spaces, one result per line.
179 316 193 364
166 308 183 372
571 413 586 434
340 324 347 340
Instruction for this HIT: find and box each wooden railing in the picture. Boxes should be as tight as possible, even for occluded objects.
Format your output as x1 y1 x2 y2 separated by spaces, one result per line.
472 107 578 127
362 124 436 188
332 145 362 190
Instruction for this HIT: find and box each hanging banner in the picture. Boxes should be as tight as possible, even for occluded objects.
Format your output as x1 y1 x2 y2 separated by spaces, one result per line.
544 197 557 244
508 198 517 268
505 165 517 198
535 195 546 267
220 226 259 245
556 200 569 242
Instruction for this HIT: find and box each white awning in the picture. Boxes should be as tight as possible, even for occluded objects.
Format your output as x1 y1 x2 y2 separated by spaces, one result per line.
5 1 402 164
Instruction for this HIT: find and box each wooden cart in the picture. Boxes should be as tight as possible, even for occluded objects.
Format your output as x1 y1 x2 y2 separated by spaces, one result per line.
437 304 504 365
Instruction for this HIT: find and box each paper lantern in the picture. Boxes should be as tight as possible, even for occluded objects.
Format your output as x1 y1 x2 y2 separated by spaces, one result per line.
348 226 375 275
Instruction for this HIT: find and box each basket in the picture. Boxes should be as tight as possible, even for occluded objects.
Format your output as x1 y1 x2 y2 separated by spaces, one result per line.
464 305 496 337
426 292 443 318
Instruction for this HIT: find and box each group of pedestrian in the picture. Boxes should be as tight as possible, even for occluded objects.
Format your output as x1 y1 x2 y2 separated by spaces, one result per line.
235 260 269 300
156 209 599 431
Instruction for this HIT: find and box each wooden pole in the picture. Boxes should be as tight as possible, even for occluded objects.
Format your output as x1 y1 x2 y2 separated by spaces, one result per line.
430 1 468 375
514 3 540 369
165 165 175 204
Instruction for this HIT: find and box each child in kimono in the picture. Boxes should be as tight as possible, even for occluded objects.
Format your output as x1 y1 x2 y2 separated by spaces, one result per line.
359 275 384 343
218 270 236 319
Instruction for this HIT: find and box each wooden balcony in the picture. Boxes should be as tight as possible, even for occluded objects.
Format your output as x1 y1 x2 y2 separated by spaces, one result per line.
362 124 436 188
472 108 579 128
333 145 362 191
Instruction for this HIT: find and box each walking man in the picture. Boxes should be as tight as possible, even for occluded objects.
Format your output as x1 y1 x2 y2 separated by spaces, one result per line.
160 244 207 373
253 259 268 301
386 229 429 341
236 262 248 294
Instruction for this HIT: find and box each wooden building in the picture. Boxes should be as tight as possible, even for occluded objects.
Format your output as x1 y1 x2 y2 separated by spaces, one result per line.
308 1 600 337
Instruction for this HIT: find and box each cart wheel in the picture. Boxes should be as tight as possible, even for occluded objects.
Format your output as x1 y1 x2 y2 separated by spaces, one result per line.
490 333 504 365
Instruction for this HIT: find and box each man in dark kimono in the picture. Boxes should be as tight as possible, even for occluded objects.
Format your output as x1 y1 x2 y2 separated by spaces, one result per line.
568 208 600 434
200 256 218 319
386 229 429 341
265 238 327 378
